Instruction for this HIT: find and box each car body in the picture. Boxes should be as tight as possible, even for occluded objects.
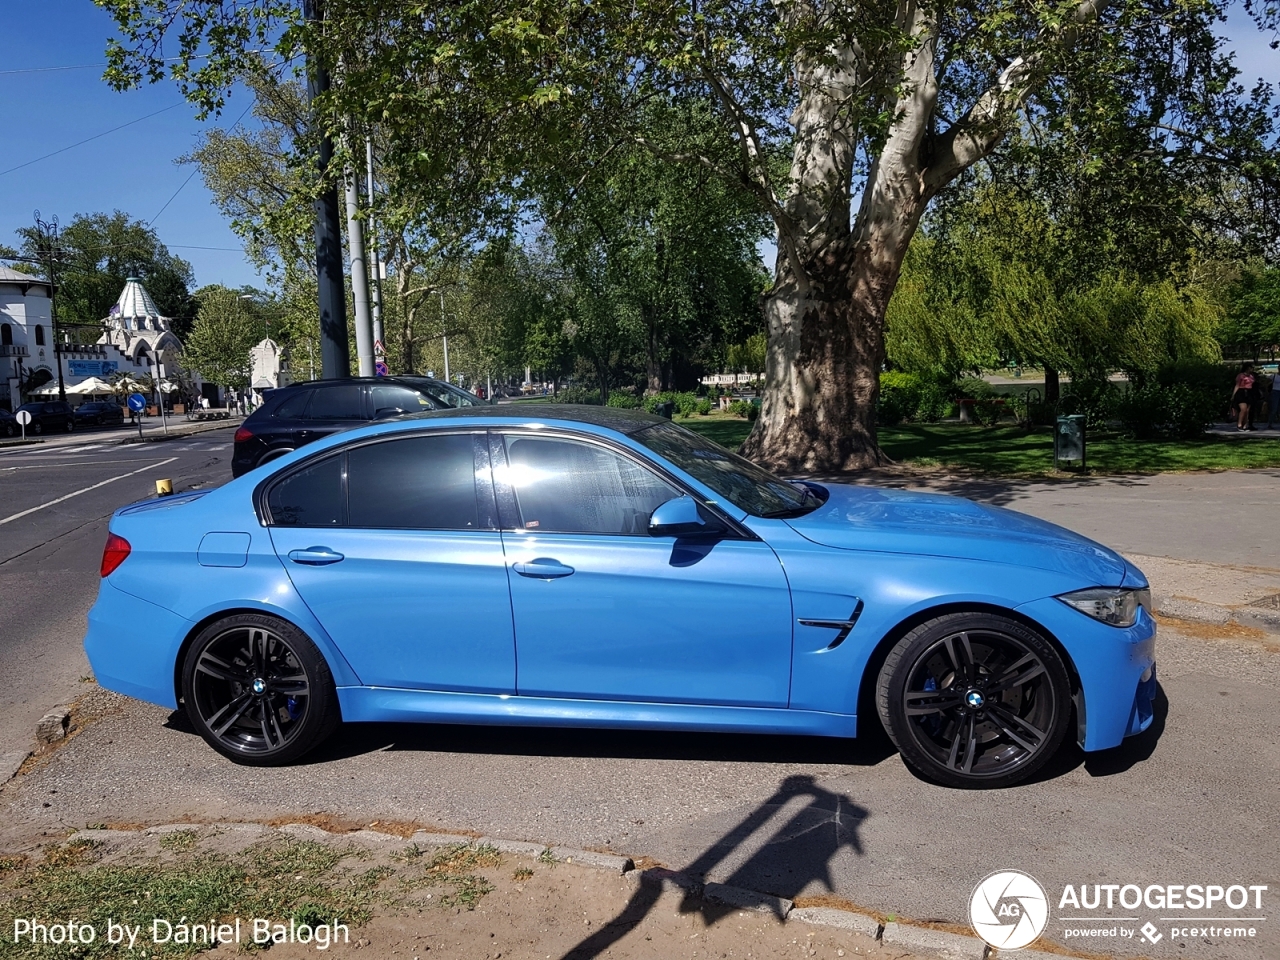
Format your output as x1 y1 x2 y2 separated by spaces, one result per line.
0 408 16 437
73 400 126 427
16 400 75 434
230 376 489 477
85 406 1157 788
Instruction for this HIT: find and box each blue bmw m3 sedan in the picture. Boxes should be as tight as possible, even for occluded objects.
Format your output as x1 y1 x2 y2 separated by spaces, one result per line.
84 406 1157 788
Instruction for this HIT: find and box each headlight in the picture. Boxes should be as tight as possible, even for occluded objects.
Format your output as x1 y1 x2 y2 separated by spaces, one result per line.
1058 587 1151 627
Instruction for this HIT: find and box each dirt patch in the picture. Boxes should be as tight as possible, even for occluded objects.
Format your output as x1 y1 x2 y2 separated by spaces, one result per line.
263 813 448 839
1156 614 1280 651
0 825 928 960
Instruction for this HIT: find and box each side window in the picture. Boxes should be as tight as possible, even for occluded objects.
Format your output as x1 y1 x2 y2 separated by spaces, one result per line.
272 389 314 419
305 384 366 420
370 383 436 417
347 434 482 529
267 455 345 526
34 325 45 346
500 436 678 535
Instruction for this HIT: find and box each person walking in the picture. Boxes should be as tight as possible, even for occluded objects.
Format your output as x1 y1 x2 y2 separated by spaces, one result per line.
1231 363 1256 430
1267 366 1280 430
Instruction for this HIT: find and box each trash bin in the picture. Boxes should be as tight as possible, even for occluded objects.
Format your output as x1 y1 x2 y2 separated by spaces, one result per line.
1055 414 1086 468
655 400 675 420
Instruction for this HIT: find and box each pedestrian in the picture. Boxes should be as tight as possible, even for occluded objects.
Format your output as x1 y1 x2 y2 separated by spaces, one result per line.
200 395 210 411
1268 366 1280 430
1231 363 1255 431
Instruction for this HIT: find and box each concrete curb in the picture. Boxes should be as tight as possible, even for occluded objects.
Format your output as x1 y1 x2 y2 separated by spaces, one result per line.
118 419 243 445
702 881 792 917
1155 594 1280 635
0 751 29 785
882 921 990 959
38 821 1075 960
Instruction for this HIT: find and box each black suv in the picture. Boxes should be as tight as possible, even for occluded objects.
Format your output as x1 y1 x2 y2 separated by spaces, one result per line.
231 376 488 477
73 400 126 427
16 401 76 434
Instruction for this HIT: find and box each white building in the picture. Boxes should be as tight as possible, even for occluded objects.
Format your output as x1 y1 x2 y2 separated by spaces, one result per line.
7 275 199 408
0 265 52 411
249 337 292 403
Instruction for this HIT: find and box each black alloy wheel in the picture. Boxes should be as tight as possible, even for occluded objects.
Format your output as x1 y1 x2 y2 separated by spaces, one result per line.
181 613 340 765
877 612 1072 789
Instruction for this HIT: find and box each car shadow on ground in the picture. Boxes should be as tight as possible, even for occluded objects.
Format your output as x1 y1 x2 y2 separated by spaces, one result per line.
558 773 869 960
311 720 900 767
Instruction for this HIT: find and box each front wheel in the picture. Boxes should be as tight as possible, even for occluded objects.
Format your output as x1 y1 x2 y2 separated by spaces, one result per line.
876 612 1072 789
181 613 340 765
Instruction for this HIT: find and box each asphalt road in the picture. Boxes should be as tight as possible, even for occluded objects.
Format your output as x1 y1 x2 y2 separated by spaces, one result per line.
0 427 239 752
0 442 1277 958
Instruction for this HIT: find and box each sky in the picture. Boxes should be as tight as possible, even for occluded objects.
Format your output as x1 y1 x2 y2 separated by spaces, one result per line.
1 2 1276 292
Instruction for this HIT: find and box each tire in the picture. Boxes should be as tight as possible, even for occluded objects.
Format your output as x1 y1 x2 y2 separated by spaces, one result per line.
181 613 341 766
876 612 1072 789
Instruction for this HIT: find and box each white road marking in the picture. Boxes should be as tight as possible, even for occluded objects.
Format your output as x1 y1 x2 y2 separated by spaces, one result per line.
1 458 170 472
0 457 180 526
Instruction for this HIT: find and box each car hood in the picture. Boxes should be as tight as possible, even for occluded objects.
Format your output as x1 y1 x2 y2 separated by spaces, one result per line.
784 483 1127 586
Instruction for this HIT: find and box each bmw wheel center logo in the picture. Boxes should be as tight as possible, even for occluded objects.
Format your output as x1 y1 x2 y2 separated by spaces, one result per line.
970 869 1049 950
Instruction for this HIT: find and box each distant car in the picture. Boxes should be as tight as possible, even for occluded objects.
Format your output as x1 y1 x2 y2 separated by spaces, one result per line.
86 406 1157 788
73 401 126 427
16 400 75 434
0 408 18 437
230 376 488 478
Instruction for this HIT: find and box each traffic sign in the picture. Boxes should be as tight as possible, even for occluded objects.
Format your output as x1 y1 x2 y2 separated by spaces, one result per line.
375 360 389 377
14 410 31 426
127 393 147 413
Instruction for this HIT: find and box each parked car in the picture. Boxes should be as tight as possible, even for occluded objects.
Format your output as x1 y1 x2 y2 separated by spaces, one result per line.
15 400 75 434
0 408 16 437
231 376 487 478
73 400 126 427
86 406 1157 788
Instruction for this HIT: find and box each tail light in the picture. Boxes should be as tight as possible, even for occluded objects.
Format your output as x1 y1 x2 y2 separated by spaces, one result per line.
233 425 254 444
100 533 131 578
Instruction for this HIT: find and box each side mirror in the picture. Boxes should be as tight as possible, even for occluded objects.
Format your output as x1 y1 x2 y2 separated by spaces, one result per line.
373 406 405 420
649 496 717 537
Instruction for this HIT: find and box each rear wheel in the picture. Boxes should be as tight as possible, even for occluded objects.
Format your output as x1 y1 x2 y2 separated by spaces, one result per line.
181 613 340 765
876 612 1072 789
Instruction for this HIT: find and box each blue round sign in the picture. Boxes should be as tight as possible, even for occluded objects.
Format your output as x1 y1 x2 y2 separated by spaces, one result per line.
127 392 147 413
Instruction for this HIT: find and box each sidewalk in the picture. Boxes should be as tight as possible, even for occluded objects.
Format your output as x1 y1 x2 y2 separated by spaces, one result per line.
1132 553 1280 634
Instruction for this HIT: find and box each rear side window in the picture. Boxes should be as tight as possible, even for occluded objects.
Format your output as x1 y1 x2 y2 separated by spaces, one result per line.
267 455 345 526
272 389 314 419
370 383 436 417
306 384 366 420
347 434 481 529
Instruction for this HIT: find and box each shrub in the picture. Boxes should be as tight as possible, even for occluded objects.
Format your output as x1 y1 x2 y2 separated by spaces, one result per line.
559 387 602 405
695 398 713 416
879 371 954 425
1116 362 1227 439
605 392 642 408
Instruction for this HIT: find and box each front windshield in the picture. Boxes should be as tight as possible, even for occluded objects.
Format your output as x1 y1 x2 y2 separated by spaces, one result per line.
632 420 811 517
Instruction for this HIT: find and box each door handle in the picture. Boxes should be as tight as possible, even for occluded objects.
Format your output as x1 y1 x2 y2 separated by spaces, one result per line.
288 546 345 566
513 558 575 579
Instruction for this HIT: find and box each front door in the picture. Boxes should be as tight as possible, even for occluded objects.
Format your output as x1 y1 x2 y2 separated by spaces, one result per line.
267 431 515 693
493 431 794 707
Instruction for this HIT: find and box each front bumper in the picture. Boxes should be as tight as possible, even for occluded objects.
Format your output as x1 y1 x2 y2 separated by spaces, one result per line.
1015 597 1157 752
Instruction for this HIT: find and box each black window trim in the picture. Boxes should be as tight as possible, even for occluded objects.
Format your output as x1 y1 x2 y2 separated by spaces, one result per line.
255 428 494 531
486 427 757 541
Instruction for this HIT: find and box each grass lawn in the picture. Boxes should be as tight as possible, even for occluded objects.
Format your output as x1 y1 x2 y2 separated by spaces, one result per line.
679 415 1280 476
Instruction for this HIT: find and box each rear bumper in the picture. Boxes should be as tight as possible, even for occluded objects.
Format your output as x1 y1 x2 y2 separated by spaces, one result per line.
1015 597 1157 752
84 580 192 710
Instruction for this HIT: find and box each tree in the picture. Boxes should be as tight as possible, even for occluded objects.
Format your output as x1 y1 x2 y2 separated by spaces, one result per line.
99 0 1280 468
16 212 195 337
1220 266 1280 355
182 286 266 391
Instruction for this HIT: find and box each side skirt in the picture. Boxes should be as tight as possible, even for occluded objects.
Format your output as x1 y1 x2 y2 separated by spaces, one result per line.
337 687 858 738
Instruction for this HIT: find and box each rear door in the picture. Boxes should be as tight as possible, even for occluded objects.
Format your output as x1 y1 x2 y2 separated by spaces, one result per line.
267 431 515 692
297 383 368 447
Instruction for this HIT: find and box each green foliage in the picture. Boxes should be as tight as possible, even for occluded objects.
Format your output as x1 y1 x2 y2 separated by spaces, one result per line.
1114 361 1234 438
16 212 195 337
877 371 953 426
181 286 267 389
728 399 760 421
1219 266 1280 352
726 332 766 374
558 386 602 405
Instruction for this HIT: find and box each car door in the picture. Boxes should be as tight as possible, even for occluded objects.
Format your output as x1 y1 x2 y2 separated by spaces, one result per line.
297 383 368 448
266 431 515 692
493 430 794 707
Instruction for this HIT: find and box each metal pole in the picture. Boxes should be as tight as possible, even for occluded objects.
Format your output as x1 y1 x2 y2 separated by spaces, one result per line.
33 212 66 401
344 154 374 376
303 0 350 379
440 288 449 383
365 137 385 374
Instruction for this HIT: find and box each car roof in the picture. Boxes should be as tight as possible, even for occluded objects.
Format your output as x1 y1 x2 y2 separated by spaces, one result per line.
276 376 451 389
396 403 665 435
